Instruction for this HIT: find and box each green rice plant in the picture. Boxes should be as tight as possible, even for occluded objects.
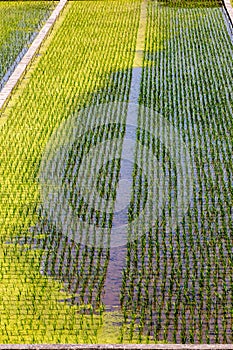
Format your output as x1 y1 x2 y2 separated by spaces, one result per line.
120 0 233 344
0 0 142 343
0 1 56 90
0 0 232 344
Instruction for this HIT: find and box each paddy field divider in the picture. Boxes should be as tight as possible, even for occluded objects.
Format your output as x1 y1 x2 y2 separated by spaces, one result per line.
223 0 233 24
0 0 68 110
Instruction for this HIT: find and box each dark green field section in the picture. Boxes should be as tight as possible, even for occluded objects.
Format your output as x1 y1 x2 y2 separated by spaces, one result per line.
0 0 232 345
122 2 233 343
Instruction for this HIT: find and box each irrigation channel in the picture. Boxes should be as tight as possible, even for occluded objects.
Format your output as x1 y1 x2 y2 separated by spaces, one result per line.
13 0 233 343
0 0 67 110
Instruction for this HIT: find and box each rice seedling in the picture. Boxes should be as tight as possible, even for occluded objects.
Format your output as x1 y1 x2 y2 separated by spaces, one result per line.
0 0 232 344
0 1 56 90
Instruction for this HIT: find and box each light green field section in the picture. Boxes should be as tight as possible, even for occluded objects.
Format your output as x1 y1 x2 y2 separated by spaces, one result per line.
0 0 142 343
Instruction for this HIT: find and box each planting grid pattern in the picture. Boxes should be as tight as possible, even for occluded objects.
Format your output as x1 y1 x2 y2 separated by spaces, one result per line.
120 0 233 343
0 1 56 91
0 0 233 345
0 0 142 344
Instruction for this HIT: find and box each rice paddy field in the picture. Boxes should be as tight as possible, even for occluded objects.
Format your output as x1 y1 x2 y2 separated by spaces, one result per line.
0 0 232 344
0 1 57 91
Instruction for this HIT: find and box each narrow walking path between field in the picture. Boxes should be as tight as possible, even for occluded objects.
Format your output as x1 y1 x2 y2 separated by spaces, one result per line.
0 0 68 110
102 0 147 308
223 0 233 22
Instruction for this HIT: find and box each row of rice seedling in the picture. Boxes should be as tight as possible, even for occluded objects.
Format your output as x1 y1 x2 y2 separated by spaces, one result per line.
120 0 233 343
0 0 141 343
0 1 56 90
